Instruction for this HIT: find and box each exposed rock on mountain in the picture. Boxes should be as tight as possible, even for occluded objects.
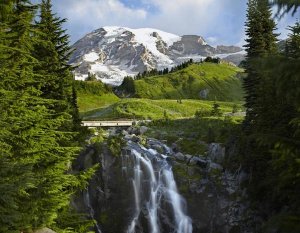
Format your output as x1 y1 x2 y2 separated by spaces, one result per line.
70 26 244 85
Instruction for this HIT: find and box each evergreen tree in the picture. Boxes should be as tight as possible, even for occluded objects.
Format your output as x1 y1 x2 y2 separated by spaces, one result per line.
243 0 278 130
34 0 80 129
241 1 300 231
0 1 94 231
272 0 300 16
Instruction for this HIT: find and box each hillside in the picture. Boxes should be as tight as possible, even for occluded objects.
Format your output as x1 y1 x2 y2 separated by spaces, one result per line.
81 98 244 120
119 62 244 101
75 80 119 113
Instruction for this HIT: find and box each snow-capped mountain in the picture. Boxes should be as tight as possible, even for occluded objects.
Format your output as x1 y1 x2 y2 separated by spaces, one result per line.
70 26 244 86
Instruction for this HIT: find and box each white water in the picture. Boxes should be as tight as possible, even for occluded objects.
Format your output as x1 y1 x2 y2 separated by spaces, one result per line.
123 141 193 233
84 190 103 233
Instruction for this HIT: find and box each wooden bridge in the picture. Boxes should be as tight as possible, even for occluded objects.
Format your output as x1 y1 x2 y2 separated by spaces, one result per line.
82 120 135 127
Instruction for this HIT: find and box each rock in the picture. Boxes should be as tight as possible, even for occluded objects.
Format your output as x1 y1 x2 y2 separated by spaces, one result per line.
174 152 185 161
127 126 139 135
237 171 249 184
187 166 196 176
34 228 56 233
207 143 225 163
226 187 236 195
122 130 129 136
185 154 193 160
124 134 133 140
189 157 208 168
171 143 179 153
209 162 223 171
84 149 95 169
139 126 148 135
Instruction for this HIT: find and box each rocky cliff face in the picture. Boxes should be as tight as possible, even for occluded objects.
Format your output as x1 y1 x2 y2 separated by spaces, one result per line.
70 27 244 85
74 127 256 233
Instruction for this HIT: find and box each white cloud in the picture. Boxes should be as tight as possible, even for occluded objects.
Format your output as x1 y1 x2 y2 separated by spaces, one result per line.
53 0 148 41
51 0 296 45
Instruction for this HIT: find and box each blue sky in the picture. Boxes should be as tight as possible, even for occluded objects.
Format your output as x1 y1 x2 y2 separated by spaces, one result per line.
43 0 298 45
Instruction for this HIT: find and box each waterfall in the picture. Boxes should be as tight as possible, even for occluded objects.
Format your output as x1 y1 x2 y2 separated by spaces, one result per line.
84 189 103 233
123 141 193 233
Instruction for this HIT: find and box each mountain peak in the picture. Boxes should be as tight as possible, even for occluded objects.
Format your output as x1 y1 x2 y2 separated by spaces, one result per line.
70 26 243 86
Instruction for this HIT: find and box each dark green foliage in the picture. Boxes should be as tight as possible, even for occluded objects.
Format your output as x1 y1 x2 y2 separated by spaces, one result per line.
231 104 239 113
241 1 300 232
211 102 222 116
74 80 112 95
52 205 96 233
0 0 95 232
119 76 135 94
34 0 80 129
107 135 125 157
85 72 97 81
204 56 220 63
133 59 194 80
243 0 278 130
195 108 211 119
271 0 300 16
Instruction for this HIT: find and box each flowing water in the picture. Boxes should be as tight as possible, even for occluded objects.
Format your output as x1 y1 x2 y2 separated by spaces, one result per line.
84 190 103 233
122 140 193 233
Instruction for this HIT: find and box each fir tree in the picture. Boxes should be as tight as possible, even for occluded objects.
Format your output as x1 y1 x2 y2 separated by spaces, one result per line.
34 0 80 129
243 0 278 130
0 1 94 231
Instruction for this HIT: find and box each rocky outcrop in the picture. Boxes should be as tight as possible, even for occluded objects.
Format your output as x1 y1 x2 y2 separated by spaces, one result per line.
74 126 254 233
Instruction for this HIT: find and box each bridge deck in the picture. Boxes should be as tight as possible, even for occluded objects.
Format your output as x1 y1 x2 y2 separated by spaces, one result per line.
82 120 135 127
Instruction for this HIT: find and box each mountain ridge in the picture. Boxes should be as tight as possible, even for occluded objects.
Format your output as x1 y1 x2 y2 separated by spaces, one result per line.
70 26 245 85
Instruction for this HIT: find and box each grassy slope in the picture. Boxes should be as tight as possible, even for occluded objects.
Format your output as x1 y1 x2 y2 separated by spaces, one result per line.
75 80 120 114
133 63 244 101
77 93 119 113
82 98 244 120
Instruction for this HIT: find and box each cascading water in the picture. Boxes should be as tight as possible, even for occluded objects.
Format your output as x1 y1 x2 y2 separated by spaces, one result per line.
84 189 103 233
122 140 193 233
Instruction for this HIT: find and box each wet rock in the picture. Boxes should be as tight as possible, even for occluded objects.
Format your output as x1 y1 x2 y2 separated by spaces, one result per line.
174 152 185 161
